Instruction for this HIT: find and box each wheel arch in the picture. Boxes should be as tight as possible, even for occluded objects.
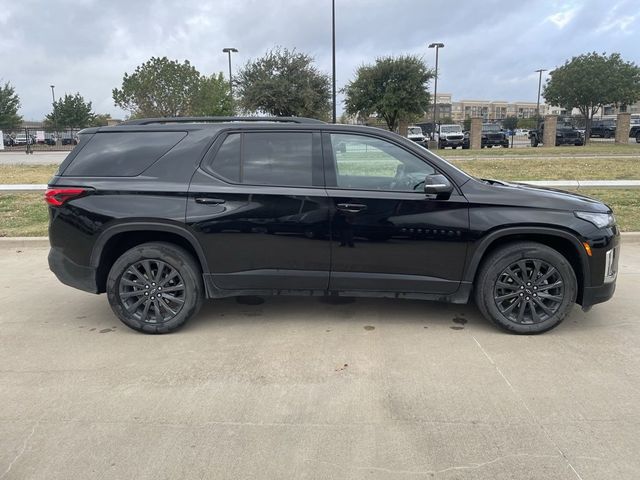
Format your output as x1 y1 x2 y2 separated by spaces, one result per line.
464 227 590 305
91 222 209 294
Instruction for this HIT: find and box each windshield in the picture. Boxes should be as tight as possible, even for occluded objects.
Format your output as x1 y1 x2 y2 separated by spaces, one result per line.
482 124 501 132
408 127 423 135
440 125 462 133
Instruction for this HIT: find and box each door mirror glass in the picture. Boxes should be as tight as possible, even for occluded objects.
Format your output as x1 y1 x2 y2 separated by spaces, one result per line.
424 174 453 198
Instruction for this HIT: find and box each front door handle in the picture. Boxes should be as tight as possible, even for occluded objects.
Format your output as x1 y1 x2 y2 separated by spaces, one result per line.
336 203 367 213
195 197 226 205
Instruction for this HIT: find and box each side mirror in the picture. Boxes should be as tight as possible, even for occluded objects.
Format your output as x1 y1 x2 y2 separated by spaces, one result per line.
424 174 453 198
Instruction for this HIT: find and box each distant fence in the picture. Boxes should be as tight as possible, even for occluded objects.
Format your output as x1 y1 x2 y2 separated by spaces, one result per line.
1 128 82 153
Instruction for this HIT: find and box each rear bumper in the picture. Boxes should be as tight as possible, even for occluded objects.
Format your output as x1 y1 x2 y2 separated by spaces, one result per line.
48 247 99 293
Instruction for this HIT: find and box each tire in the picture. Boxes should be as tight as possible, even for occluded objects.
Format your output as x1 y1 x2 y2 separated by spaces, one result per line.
604 131 611 139
106 242 204 334
530 136 538 147
636 132 640 143
452 146 457 149
474 242 577 334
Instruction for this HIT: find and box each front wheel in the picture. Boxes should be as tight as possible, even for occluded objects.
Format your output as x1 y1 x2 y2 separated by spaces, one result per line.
474 242 577 334
106 242 203 334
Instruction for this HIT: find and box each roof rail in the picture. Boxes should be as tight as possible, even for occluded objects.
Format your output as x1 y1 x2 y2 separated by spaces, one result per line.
121 116 326 125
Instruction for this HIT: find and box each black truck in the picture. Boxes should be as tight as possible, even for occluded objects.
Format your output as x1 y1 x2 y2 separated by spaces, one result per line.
529 121 584 147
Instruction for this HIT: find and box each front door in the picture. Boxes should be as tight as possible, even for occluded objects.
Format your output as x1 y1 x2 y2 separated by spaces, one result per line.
323 132 469 294
187 130 331 292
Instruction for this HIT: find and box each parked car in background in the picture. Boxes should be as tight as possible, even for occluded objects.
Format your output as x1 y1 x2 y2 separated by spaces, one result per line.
590 120 616 138
12 133 33 146
482 124 509 148
629 123 640 143
3 133 14 147
514 128 529 136
529 122 584 147
407 125 427 147
60 132 79 145
436 124 465 149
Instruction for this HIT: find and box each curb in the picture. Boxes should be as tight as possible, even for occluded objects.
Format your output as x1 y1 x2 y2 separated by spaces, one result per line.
2 233 640 249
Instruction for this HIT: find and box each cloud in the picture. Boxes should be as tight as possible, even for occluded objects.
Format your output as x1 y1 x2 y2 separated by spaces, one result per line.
1 0 635 120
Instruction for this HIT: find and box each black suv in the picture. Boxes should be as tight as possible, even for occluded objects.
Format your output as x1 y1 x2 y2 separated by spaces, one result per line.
47 117 619 334
461 124 509 149
590 120 616 139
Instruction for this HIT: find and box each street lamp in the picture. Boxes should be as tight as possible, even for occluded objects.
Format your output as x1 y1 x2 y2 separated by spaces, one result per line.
222 47 238 112
428 42 444 140
50 85 57 145
535 68 547 122
332 0 336 123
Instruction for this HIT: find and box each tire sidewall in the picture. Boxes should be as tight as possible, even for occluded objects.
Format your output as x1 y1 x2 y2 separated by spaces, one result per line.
478 244 577 334
106 243 203 334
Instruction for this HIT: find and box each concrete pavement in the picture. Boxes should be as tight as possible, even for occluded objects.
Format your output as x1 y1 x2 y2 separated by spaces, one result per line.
0 240 639 479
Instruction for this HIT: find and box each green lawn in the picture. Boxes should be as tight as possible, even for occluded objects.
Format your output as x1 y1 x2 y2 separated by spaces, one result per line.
438 143 640 157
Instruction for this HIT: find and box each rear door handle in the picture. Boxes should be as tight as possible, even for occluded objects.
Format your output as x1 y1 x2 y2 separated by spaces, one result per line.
336 203 367 213
195 197 226 205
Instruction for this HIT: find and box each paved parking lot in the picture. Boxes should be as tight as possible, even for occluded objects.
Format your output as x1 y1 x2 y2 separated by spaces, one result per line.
1 240 639 479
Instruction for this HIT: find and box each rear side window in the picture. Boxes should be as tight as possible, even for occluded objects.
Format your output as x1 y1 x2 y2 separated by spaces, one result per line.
62 132 186 177
209 132 313 187
243 132 313 186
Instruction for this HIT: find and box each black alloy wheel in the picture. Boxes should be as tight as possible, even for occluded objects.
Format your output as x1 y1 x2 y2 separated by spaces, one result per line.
493 259 564 325
118 259 186 324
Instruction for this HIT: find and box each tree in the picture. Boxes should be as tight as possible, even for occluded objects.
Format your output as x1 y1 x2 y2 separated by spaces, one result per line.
191 73 232 116
45 93 94 128
517 117 538 130
343 55 433 131
113 57 203 117
235 47 331 119
90 113 112 127
438 116 454 125
0 82 22 130
543 52 640 141
502 116 518 131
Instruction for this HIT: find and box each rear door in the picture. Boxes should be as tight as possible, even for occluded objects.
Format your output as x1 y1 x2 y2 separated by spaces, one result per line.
323 132 469 294
186 129 331 292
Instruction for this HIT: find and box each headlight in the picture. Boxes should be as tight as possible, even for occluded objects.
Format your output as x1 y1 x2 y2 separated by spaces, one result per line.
574 211 615 228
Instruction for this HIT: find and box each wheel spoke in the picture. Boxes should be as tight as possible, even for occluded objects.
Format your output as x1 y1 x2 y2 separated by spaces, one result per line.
162 293 184 305
140 300 151 322
496 291 521 302
160 284 184 293
536 267 556 285
159 270 179 287
126 296 146 312
129 265 148 284
528 299 541 323
531 260 541 282
120 290 145 299
517 261 530 282
158 298 177 316
537 293 563 303
533 297 555 315
516 299 527 323
496 281 519 291
536 281 563 292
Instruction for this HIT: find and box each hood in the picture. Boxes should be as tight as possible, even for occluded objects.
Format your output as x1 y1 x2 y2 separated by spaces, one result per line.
463 178 610 213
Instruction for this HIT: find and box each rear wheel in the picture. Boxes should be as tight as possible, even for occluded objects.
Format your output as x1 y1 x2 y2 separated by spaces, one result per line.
106 242 203 334
474 242 577 334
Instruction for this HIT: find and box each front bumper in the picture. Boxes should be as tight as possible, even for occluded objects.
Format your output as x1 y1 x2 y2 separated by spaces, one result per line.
48 247 99 293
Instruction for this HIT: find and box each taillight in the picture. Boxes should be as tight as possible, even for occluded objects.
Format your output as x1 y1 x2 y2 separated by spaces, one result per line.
44 187 90 207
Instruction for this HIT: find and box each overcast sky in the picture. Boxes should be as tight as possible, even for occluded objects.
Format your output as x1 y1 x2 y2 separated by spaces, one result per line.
2 0 638 120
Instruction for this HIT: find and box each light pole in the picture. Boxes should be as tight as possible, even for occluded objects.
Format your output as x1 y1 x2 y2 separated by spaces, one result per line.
332 0 336 123
535 68 547 122
428 42 444 140
222 47 238 113
50 85 57 145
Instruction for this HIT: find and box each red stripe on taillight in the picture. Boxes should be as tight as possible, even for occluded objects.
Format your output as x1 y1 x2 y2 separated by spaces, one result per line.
44 188 89 207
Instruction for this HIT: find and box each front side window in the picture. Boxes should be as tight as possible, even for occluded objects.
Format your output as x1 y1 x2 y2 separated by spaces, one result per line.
330 133 435 192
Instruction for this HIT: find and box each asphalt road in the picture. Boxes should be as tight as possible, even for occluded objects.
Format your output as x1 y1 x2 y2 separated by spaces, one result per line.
1 240 639 479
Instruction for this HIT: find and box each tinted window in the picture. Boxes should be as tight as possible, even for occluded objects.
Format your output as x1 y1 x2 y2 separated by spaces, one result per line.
242 132 313 186
331 133 435 192
211 133 241 182
63 132 186 177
